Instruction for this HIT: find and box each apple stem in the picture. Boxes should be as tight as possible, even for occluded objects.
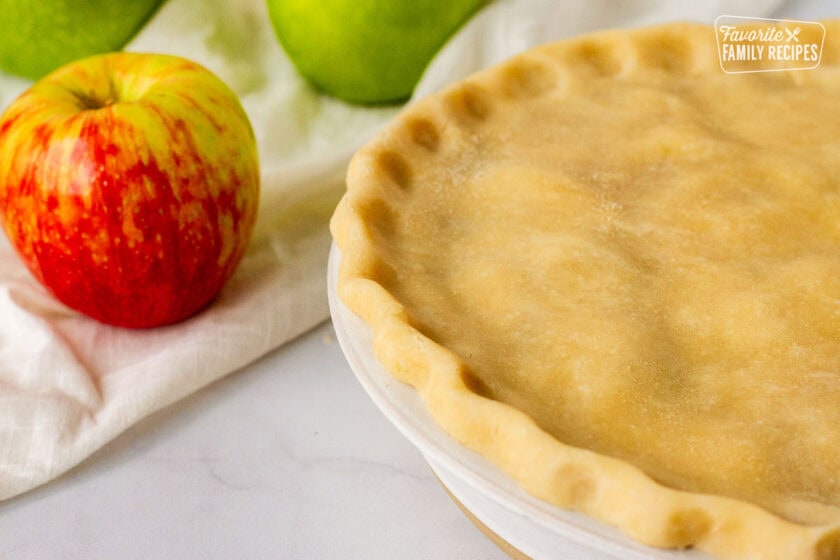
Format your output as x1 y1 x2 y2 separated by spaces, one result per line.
74 74 120 110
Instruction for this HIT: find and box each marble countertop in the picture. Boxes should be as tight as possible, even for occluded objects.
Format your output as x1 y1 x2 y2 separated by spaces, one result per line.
1 321 507 559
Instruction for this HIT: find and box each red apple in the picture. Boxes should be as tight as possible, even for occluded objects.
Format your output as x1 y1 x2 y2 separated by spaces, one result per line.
0 53 260 328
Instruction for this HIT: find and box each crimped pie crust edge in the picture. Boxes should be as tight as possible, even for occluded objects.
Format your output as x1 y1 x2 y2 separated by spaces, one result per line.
330 22 840 560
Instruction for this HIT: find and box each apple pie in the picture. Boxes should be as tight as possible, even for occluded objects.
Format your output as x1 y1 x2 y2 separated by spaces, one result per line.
331 21 840 559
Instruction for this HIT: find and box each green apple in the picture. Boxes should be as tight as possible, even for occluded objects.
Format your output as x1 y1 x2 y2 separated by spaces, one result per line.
266 0 489 105
0 0 164 81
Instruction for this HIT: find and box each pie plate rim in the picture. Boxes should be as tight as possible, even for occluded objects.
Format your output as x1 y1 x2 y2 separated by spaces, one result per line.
327 242 711 560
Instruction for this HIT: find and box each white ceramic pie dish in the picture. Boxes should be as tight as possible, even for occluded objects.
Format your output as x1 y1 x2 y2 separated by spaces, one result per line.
328 243 713 560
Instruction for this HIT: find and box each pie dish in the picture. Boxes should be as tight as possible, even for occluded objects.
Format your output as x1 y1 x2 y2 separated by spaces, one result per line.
330 21 840 560
328 244 714 560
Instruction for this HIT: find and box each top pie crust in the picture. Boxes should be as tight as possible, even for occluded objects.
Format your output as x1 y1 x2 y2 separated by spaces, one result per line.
331 22 840 560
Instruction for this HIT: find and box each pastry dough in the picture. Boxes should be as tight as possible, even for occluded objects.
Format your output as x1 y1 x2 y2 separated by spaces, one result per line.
331 22 840 559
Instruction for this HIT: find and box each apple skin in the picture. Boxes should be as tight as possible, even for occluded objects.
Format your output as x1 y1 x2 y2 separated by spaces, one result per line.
0 53 260 328
266 0 489 104
0 0 164 80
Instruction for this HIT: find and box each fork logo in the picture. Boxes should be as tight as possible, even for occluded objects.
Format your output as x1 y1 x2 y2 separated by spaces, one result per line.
715 16 824 74
786 26 801 42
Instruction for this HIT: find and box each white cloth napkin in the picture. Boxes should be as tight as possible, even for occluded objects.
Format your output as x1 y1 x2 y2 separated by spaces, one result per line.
0 0 783 501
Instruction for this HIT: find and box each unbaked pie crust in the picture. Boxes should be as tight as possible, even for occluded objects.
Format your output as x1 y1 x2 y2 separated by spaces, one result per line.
331 22 840 560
